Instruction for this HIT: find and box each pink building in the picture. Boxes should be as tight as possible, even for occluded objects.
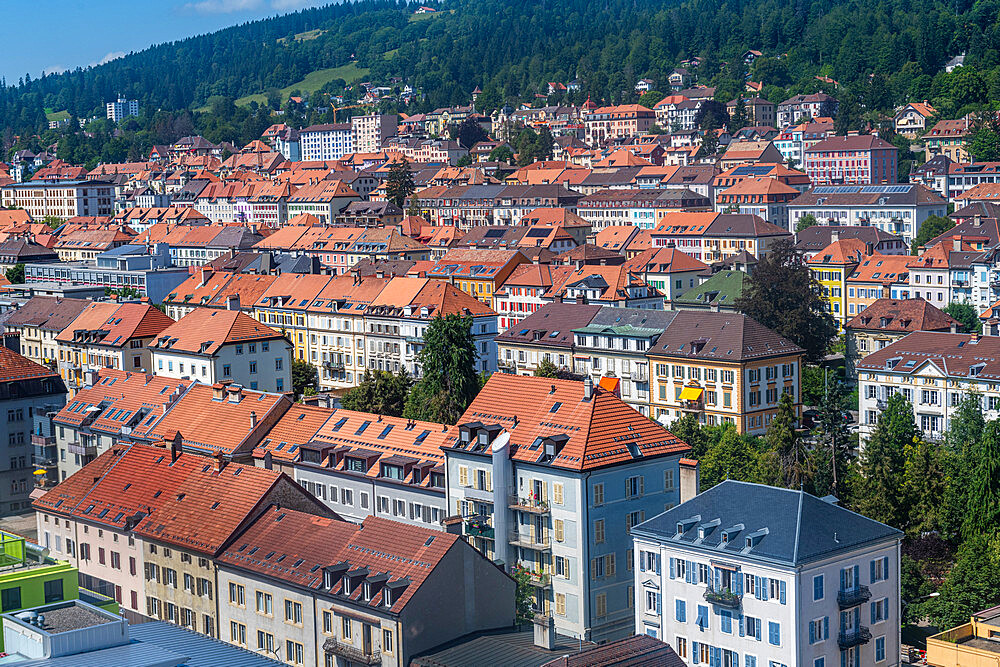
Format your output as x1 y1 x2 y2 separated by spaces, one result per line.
804 134 898 185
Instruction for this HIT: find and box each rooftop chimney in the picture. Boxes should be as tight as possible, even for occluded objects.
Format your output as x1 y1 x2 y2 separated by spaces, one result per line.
213 451 226 473
830 229 839 243
226 294 240 311
250 410 258 429
950 322 958 334
583 375 594 401
679 458 699 504
200 267 213 286
533 614 556 650
170 431 183 462
974 214 982 227
953 237 962 251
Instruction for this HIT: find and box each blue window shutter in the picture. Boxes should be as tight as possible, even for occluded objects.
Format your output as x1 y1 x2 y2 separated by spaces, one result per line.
756 621 761 641
735 573 742 595
840 652 847 667
656 593 661 614
824 616 829 639
870 601 876 624
839 568 846 591
853 564 859 587
692 641 699 664
762 578 768 601
755 575 762 599
738 615 744 637
854 649 860 667
870 559 876 583
670 557 675 579
809 621 815 644
689 561 696 584
733 651 739 667
883 556 889 578
640 554 646 572
779 580 786 604
655 555 661 575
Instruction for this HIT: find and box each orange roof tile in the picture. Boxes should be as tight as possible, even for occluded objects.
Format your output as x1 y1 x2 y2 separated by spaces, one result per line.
56 302 175 346
150 308 284 355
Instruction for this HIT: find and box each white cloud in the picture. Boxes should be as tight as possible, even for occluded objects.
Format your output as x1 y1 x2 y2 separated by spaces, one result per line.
89 52 126 68
42 65 68 76
183 0 263 14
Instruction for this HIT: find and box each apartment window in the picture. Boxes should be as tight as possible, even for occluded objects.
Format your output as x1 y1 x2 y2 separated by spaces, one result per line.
255 591 272 615
1 587 21 611
871 556 889 582
164 568 177 588
285 640 304 665
110 551 120 570
722 370 734 384
183 573 194 592
285 599 302 624
745 615 761 640
809 617 828 643
383 628 394 654
595 593 607 618
676 637 688 659
229 583 245 606
871 597 888 623
593 483 604 505
875 636 886 662
594 519 605 544
664 470 675 491
257 631 274 653
342 617 352 639
230 621 247 646
625 475 644 498
768 621 780 646
674 597 686 621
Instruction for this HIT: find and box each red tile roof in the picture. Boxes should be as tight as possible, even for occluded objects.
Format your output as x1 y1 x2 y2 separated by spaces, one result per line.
150 308 283 355
33 443 320 554
0 346 60 383
845 298 957 333
55 302 175 346
54 369 190 434
449 374 689 471
219 510 459 612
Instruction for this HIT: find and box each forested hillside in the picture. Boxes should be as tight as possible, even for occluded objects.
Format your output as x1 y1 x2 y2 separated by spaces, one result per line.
1 0 997 143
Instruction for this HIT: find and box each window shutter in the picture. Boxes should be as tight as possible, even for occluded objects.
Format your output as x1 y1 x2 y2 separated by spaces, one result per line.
779 580 786 604
590 558 597 580
656 593 661 614
754 575 762 599
554 483 563 505
669 557 676 579
809 622 815 644
639 551 646 572
738 615 744 636
841 652 847 667
870 559 876 583
853 564 859 587
756 620 761 640
840 568 846 591
870 602 876 624
882 556 889 578
555 519 564 543
761 577 768 601
734 574 742 595
485 470 492 492
459 466 468 487
541 481 548 503
655 554 661 575
639 476 644 495
824 616 829 639
692 642 699 664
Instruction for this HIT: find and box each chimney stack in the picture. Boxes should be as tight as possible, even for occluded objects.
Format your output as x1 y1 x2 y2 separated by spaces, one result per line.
679 458 700 504
583 375 594 401
953 237 962 251
226 294 240 311
200 267 213 287
250 410 258 429
213 451 226 473
974 214 982 227
170 431 182 462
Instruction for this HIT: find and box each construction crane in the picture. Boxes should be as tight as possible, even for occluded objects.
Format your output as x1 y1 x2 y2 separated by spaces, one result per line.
330 104 373 122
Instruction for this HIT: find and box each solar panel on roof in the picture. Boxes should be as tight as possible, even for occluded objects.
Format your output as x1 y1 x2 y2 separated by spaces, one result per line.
484 229 505 238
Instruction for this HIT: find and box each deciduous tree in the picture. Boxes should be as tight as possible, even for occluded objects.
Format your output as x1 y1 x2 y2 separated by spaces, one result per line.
341 370 412 417
403 314 480 424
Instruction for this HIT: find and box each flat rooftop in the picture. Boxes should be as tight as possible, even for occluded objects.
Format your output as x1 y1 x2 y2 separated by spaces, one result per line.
958 636 1000 654
36 604 114 633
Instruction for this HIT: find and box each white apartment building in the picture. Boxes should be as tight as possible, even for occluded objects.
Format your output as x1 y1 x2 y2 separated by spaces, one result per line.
106 97 139 122
299 123 355 161
443 373 698 643
632 480 902 667
351 113 398 153
856 331 1000 441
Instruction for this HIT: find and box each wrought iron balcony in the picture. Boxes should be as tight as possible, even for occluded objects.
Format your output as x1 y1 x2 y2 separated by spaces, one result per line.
837 626 872 649
837 585 871 609
704 587 742 609
323 638 381 666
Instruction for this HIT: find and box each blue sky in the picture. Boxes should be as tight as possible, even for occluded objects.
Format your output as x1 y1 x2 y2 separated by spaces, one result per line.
3 1 330 84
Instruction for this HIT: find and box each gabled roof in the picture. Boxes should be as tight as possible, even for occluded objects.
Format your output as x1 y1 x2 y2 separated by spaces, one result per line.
847 254 911 284
806 238 870 266
673 270 748 307
448 374 689 471
149 308 284 355
649 310 803 361
856 331 1000 379
219 510 459 613
3 296 91 330
55 302 175 346
53 369 190 434
33 443 313 554
845 298 957 333
624 247 709 274
632 480 901 566
0 345 60 383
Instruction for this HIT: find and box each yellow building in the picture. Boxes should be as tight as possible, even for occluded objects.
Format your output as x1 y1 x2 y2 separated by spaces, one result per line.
927 606 1000 666
647 310 804 435
806 238 869 331
254 273 331 362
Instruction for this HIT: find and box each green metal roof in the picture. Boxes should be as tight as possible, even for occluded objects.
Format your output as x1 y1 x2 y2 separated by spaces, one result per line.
674 270 748 305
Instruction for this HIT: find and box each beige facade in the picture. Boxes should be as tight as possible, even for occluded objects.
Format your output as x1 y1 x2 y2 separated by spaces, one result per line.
927 611 1000 667
648 353 803 435
0 181 115 220
143 541 217 636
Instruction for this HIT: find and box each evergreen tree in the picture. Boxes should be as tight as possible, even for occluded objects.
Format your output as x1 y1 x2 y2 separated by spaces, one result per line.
699 427 762 490
812 368 852 497
729 96 749 131
403 314 480 424
734 239 838 362
340 370 412 417
941 394 985 540
763 392 806 488
928 533 1000 630
385 159 415 209
902 438 946 536
852 392 914 528
291 359 318 400
795 214 819 233
944 302 982 334
963 420 1000 539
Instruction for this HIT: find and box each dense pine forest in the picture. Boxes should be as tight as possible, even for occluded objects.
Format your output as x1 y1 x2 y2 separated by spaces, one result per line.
2 0 999 160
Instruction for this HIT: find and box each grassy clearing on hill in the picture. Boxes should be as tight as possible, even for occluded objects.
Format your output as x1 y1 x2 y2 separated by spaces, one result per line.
194 62 371 111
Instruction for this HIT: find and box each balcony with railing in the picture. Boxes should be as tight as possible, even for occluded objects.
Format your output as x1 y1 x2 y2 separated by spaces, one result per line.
837 584 871 609
323 638 381 666
509 529 551 551
512 564 552 589
465 518 494 540
838 626 872 649
704 587 742 609
67 441 97 456
508 493 550 514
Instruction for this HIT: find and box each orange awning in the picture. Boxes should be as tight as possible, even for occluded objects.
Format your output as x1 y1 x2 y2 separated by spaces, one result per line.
679 386 704 401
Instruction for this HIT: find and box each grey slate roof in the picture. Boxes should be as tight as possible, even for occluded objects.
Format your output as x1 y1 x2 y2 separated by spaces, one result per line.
632 480 901 566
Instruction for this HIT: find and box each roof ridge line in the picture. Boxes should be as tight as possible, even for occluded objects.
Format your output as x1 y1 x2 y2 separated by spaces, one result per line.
792 488 803 563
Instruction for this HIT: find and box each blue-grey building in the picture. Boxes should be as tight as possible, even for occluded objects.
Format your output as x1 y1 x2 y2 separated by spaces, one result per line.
444 373 699 643
631 480 902 667
24 244 190 303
